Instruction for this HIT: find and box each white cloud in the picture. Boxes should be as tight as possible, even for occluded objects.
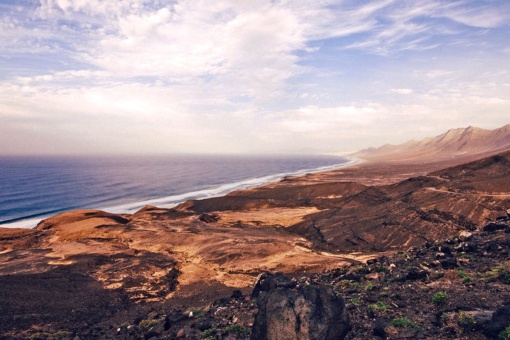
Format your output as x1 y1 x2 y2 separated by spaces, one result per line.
391 88 413 94
0 0 509 155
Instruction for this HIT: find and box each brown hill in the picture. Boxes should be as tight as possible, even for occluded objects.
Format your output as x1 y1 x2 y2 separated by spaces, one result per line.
354 124 510 163
289 150 510 252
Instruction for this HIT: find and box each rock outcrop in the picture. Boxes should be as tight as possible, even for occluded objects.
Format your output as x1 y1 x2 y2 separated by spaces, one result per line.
251 273 351 340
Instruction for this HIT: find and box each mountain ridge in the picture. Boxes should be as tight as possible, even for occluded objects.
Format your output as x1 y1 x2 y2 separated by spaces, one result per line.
354 124 510 163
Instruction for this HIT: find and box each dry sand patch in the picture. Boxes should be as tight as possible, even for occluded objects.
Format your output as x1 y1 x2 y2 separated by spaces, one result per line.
218 207 320 227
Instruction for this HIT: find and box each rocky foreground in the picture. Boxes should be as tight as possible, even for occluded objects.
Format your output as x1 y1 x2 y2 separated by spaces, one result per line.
3 216 509 339
0 149 509 338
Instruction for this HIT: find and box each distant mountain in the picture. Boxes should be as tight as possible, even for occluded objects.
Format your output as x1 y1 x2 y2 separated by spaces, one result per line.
354 124 510 163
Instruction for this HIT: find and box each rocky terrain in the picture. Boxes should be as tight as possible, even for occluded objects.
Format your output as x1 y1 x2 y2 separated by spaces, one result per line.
0 126 509 338
2 215 509 339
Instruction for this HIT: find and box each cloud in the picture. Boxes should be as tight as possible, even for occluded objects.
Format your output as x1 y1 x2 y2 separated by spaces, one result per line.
391 88 413 94
0 0 510 155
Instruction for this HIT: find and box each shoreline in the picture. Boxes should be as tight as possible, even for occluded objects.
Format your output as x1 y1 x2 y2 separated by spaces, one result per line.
0 156 360 229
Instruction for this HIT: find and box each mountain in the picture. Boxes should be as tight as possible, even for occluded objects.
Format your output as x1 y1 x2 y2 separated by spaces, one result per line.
354 124 510 163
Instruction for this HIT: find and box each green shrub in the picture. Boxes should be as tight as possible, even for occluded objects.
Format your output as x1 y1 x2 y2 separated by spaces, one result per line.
139 318 161 330
498 326 510 340
201 328 217 339
458 270 472 283
389 317 420 329
223 323 249 335
30 331 73 340
457 311 476 331
364 282 375 291
431 291 448 305
350 297 362 305
368 301 390 312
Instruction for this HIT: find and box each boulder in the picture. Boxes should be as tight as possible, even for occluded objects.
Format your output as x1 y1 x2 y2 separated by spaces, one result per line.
483 303 510 338
252 272 297 298
251 274 351 340
458 231 473 241
403 267 428 281
483 222 508 232
440 258 458 269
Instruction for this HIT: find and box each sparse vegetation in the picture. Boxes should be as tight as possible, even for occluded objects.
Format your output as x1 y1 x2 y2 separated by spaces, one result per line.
431 291 448 305
457 311 476 331
201 327 217 339
389 317 421 329
364 282 375 291
498 326 510 340
485 262 510 284
223 323 249 335
139 318 161 330
350 297 361 305
368 301 390 312
30 331 73 339
458 270 472 283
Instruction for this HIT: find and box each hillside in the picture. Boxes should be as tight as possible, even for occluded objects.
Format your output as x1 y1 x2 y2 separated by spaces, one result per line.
354 124 510 163
0 138 509 338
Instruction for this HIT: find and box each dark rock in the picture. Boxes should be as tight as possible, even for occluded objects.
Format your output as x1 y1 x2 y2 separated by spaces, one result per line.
341 272 361 282
483 303 510 338
232 290 243 299
440 258 458 269
486 242 502 252
403 267 428 281
214 297 231 306
463 310 495 330
373 318 389 337
252 272 297 298
439 245 452 254
167 310 186 323
251 275 351 340
196 319 212 331
199 213 219 223
484 222 508 232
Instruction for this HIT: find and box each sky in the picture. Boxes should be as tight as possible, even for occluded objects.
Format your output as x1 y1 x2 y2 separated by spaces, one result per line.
1 0 509 155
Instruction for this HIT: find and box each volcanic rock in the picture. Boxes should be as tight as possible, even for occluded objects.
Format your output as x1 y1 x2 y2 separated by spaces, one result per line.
483 303 510 338
251 274 351 340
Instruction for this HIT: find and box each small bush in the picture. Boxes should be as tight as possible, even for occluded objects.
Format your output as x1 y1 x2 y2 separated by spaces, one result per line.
139 318 161 330
457 311 476 331
201 328 217 339
350 297 361 305
431 291 448 305
488 263 510 284
389 317 420 329
458 270 472 283
30 331 73 340
498 326 510 340
223 323 249 335
364 282 375 291
368 301 390 312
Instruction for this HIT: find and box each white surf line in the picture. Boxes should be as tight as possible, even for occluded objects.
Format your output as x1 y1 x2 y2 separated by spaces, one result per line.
1 157 359 229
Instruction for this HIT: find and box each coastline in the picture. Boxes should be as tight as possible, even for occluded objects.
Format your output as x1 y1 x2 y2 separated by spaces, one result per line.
0 156 360 229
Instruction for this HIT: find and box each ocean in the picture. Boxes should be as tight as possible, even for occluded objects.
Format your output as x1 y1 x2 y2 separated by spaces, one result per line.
0 154 354 229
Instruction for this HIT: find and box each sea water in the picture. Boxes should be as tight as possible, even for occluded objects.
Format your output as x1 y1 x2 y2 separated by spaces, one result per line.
0 154 354 228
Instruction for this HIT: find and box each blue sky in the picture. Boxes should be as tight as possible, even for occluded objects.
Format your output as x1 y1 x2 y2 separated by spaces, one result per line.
0 0 509 155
